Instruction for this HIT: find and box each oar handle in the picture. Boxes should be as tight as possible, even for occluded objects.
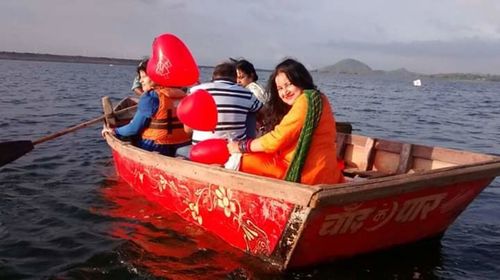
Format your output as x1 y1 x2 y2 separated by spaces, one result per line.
32 105 137 146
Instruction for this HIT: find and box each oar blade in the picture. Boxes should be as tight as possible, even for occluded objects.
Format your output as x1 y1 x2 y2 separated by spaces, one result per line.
0 140 34 167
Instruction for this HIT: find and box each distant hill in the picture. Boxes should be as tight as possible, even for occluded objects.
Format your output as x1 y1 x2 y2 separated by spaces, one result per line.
2 52 499 82
385 68 417 77
317 58 419 77
317 58 373 74
316 58 500 82
428 73 500 82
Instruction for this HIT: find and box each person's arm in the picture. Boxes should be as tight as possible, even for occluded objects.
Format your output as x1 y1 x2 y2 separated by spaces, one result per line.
245 86 263 113
115 91 158 137
249 95 263 113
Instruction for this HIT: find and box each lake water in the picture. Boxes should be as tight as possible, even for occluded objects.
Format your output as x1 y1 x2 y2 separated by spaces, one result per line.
0 60 499 279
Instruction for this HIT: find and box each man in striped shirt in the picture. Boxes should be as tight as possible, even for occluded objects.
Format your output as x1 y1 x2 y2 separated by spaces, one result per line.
176 61 262 158
192 62 262 143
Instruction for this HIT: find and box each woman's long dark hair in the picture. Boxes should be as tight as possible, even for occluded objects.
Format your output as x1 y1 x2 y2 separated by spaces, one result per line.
235 59 259 82
264 58 317 130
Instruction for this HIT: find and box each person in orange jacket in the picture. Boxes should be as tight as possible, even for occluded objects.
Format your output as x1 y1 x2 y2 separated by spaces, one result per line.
102 59 191 156
227 58 344 185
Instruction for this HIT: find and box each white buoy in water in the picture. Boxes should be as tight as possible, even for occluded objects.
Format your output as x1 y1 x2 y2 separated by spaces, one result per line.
413 79 422 87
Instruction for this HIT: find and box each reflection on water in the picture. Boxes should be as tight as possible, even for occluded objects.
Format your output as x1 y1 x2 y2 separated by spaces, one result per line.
86 178 272 279
292 238 443 279
66 177 447 280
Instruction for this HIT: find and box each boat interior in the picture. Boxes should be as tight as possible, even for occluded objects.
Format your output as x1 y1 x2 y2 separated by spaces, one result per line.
337 132 498 181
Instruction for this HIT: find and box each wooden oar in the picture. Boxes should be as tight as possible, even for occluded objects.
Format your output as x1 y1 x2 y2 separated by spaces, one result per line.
0 105 137 168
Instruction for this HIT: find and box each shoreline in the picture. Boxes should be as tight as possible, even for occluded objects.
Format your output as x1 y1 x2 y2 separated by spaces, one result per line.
0 51 140 66
2 51 498 82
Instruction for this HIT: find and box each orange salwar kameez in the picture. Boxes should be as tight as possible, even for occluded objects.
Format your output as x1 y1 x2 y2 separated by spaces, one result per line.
240 93 344 185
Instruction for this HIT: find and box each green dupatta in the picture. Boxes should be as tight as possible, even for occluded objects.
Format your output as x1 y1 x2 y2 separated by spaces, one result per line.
284 89 323 182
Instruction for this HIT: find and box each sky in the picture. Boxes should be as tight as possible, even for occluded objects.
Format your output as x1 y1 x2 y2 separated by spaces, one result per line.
1 0 500 75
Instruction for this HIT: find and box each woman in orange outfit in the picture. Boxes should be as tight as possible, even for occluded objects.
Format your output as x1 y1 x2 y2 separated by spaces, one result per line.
227 59 344 185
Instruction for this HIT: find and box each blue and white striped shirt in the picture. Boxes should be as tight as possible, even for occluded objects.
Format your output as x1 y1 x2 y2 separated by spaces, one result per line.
190 80 262 143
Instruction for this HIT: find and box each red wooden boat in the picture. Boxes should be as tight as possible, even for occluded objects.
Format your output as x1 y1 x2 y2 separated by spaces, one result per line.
102 97 500 270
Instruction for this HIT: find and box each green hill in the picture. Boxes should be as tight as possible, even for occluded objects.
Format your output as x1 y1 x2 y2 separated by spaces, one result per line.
317 58 373 74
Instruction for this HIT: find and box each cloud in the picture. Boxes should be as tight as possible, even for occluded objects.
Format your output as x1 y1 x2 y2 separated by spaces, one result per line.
1 0 500 74
321 38 500 58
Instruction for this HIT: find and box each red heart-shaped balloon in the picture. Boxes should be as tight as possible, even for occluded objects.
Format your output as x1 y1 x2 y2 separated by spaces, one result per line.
190 139 230 165
147 33 199 87
177 89 217 131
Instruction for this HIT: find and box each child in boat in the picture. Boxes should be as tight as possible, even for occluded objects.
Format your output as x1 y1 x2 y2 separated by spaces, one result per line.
227 58 344 185
102 59 191 156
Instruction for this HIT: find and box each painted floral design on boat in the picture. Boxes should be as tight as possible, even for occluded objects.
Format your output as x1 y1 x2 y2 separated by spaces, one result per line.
146 171 271 254
215 186 237 217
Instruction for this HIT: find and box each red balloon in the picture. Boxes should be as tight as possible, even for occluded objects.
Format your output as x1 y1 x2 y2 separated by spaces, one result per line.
190 139 230 165
147 33 199 87
177 89 217 131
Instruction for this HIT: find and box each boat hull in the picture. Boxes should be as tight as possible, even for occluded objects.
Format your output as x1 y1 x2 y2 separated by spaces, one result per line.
103 96 500 270
287 178 492 267
110 146 298 267
106 135 499 270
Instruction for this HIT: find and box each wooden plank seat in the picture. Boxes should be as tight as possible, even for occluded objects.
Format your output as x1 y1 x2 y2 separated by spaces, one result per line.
339 136 415 179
